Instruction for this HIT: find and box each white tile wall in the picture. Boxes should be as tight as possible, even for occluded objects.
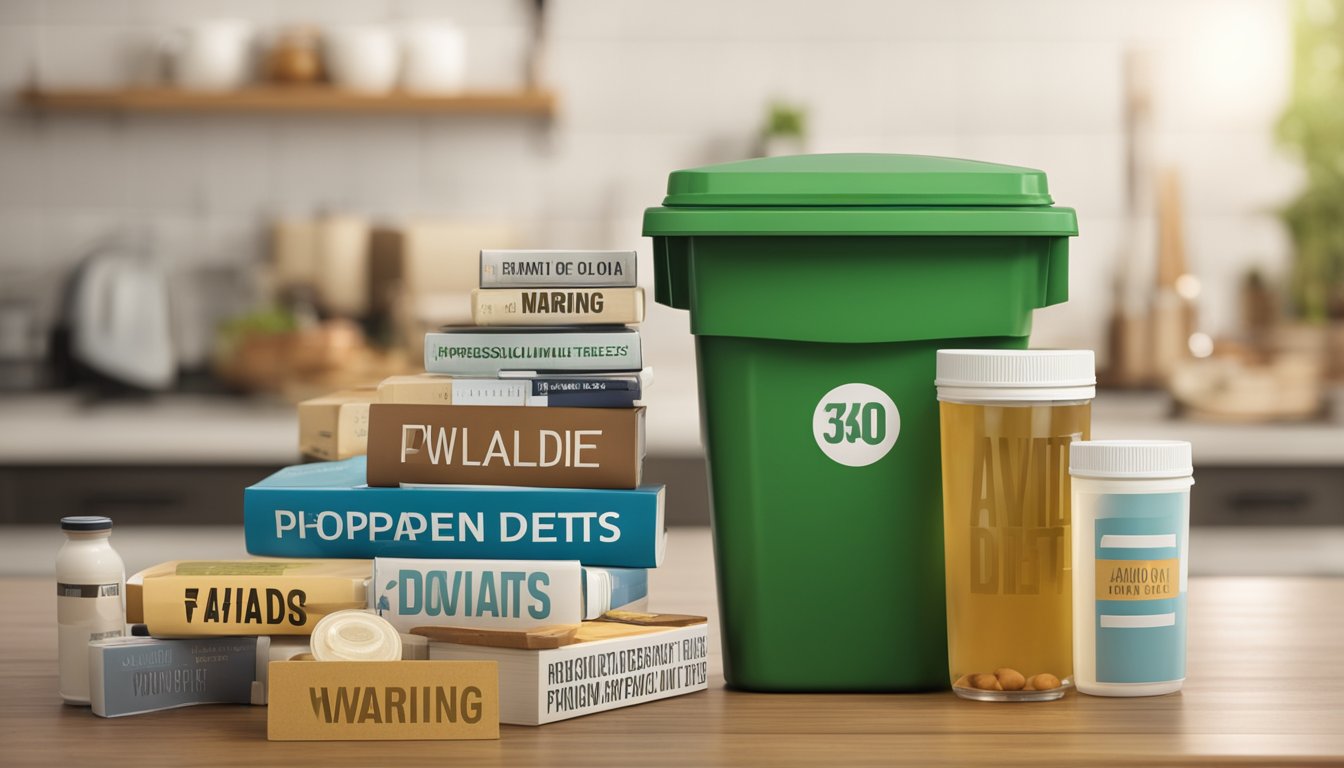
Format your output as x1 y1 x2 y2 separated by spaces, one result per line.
0 0 1305 371
0 25 36 89
340 118 426 215
0 114 48 207
125 115 208 212
45 1 140 26
270 0 391 28
143 212 201 264
198 117 275 216
126 0 276 26
0 2 43 26
37 207 132 271
270 119 361 212
1155 131 1303 215
0 208 43 268
35 25 139 89
41 117 133 208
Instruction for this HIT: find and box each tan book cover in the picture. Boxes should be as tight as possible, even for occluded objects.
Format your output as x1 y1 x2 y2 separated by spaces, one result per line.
299 389 376 460
134 560 371 637
471 287 645 326
268 660 499 741
366 404 644 489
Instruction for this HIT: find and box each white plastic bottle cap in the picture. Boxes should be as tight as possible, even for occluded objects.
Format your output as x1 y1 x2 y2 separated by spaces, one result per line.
1069 440 1193 479
935 349 1096 402
309 609 403 662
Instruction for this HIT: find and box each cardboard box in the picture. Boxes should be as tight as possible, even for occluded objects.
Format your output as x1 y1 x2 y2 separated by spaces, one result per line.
272 216 372 318
271 218 320 288
299 389 377 460
371 219 517 305
371 219 517 350
316 215 372 318
267 660 499 741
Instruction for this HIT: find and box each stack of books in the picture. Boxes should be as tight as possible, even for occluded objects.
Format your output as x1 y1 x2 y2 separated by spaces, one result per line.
244 249 703 727
89 251 707 733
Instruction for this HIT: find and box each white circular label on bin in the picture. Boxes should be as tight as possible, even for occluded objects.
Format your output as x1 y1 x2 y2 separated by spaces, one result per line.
812 383 900 467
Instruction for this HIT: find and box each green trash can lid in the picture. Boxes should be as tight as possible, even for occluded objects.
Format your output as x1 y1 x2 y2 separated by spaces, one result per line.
662 153 1053 207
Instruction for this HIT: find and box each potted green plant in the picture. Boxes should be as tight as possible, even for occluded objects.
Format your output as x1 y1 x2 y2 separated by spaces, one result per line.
759 101 808 157
1277 0 1344 377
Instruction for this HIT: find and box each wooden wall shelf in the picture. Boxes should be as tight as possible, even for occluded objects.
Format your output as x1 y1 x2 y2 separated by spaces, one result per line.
19 87 557 116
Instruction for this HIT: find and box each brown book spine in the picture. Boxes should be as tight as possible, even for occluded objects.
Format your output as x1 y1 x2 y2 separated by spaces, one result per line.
366 404 644 489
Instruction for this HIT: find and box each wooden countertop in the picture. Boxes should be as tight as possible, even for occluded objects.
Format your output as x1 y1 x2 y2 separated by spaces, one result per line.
1 529 1342 766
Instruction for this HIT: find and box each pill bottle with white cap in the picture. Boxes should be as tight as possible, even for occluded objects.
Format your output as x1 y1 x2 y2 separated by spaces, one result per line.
1069 440 1193 697
936 349 1095 701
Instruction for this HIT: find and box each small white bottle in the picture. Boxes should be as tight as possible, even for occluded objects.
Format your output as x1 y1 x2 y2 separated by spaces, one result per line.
57 516 126 705
1070 441 1193 697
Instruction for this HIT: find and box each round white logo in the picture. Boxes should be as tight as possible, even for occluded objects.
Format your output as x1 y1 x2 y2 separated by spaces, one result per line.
812 383 900 467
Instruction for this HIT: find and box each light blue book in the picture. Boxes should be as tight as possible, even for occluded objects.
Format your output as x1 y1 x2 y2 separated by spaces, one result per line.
372 558 649 632
243 457 666 568
88 637 260 717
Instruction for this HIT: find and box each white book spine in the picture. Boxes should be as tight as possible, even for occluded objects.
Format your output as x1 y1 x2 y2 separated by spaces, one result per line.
480 250 637 288
430 623 709 725
450 379 532 406
534 624 707 724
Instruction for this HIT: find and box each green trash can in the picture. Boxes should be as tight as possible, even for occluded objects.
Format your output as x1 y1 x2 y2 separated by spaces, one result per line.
642 154 1078 691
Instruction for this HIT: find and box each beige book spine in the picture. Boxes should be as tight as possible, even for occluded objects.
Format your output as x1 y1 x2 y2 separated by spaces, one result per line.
377 374 455 405
298 395 373 460
471 287 645 326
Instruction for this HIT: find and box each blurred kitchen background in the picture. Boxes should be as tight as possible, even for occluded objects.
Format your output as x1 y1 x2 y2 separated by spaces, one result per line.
0 0 1340 575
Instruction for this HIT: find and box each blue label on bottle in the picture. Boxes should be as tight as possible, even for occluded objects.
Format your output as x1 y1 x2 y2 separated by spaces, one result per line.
1094 492 1187 684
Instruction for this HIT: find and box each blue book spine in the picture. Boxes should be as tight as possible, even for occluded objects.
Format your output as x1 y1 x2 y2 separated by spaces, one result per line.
243 459 665 568
606 567 648 609
531 376 642 395
581 567 649 618
543 389 639 408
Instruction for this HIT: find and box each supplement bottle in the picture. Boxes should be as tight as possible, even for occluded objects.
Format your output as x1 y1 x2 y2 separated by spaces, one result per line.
936 349 1095 700
1070 440 1192 697
57 516 126 705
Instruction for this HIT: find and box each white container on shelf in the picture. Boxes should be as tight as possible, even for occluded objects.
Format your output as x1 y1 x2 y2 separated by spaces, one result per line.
1070 440 1193 697
325 25 399 93
401 22 466 94
168 19 254 91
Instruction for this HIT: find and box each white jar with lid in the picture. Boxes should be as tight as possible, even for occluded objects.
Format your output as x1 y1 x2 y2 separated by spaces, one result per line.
1069 440 1193 697
57 516 126 705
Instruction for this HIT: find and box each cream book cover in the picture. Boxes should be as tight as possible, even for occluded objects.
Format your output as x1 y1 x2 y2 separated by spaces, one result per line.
298 389 376 460
471 287 645 326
